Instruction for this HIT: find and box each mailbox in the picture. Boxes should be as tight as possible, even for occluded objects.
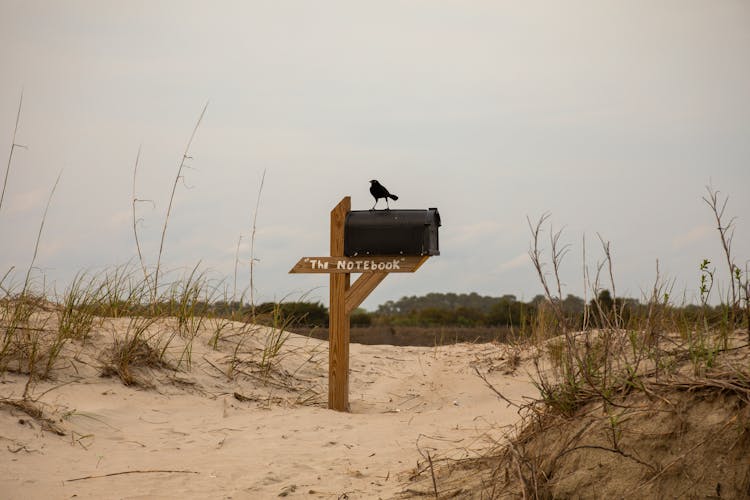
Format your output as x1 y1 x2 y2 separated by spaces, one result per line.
344 208 440 257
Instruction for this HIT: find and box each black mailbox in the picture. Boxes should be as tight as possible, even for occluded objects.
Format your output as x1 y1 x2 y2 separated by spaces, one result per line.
344 208 440 257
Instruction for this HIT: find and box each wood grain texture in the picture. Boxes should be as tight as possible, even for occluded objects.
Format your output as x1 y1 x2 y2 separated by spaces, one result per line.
329 197 351 412
301 196 430 412
289 255 429 274
345 272 388 314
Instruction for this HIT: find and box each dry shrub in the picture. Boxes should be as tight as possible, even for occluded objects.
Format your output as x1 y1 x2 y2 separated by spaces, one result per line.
100 316 173 387
405 349 750 499
493 384 749 498
405 189 750 498
0 295 67 384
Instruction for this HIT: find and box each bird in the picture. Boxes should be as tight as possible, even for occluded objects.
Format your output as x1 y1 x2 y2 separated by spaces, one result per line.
369 180 398 209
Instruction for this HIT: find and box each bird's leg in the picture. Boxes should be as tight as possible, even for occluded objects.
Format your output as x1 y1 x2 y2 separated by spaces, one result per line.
385 198 390 210
371 200 377 210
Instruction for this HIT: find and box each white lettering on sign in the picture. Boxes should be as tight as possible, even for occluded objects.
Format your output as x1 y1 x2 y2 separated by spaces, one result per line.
290 256 424 274
343 259 400 270
328 258 403 271
308 258 329 270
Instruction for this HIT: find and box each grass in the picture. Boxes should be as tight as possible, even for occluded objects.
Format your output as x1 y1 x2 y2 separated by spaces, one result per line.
259 301 293 375
404 185 750 498
0 268 303 392
0 99 300 401
402 186 749 498
0 98 330 459
0 90 24 215
525 189 748 416
101 315 169 387
3 94 748 498
56 271 102 343
1 243 297 395
152 102 208 306
169 264 212 370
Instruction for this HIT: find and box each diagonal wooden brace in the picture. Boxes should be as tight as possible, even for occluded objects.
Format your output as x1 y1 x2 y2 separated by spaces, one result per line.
299 197 431 412
345 272 388 314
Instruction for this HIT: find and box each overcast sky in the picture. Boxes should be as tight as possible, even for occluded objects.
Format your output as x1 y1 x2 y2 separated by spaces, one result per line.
1 1 749 309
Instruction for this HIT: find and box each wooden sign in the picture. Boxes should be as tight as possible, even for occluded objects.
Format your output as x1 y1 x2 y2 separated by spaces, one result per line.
289 196 433 412
289 255 428 274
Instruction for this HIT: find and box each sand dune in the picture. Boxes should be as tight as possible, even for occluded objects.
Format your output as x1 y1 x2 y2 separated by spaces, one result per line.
0 317 535 499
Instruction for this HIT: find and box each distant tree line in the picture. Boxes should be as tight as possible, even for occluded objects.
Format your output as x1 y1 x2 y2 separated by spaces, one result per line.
374 292 560 328
203 291 736 330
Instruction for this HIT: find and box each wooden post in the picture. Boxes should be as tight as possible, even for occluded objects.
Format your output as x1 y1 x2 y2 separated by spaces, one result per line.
329 197 351 411
289 197 433 412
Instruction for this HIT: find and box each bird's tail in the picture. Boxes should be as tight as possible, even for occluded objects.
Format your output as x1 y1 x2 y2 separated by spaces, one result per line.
389 194 398 201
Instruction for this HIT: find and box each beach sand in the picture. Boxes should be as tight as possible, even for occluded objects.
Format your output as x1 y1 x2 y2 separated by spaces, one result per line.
0 317 535 499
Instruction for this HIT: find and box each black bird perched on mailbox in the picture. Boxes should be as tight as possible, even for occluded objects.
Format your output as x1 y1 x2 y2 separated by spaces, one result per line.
369 180 398 210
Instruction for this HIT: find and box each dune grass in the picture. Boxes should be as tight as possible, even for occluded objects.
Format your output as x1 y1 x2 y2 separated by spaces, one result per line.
406 186 750 498
3 95 748 497
525 186 748 420
0 100 294 401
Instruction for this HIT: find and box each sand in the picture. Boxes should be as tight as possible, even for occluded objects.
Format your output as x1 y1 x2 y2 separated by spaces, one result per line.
0 317 536 499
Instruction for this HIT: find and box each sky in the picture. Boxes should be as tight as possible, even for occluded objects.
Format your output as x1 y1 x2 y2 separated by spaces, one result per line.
1 1 749 310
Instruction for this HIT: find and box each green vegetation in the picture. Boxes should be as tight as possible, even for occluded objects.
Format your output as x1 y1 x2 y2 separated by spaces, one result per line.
269 289 747 332
2 90 749 499
405 186 750 498
485 188 750 498
0 100 295 399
